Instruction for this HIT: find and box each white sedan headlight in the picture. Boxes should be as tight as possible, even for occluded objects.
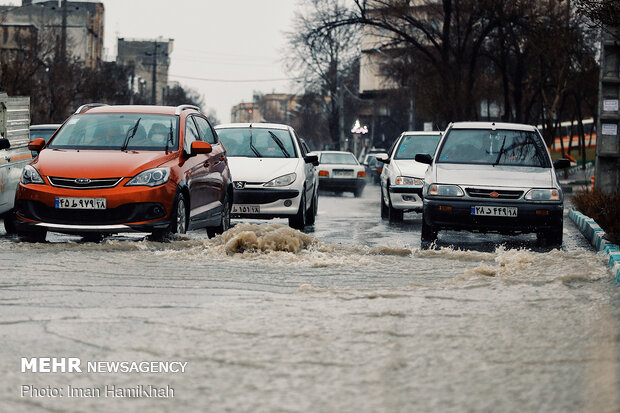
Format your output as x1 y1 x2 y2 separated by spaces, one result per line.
428 184 464 197
395 176 423 186
126 167 170 187
21 165 44 184
263 172 296 187
525 188 561 201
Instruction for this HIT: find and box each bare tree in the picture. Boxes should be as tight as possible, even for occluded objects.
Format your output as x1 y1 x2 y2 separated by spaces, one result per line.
284 0 360 149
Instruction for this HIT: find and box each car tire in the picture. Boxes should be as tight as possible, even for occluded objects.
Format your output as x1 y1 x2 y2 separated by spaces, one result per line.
354 187 363 198
537 225 563 247
207 192 231 238
421 215 438 245
151 192 187 241
380 188 389 219
306 190 318 225
18 229 47 243
3 210 17 234
387 184 403 222
81 233 105 243
289 191 306 230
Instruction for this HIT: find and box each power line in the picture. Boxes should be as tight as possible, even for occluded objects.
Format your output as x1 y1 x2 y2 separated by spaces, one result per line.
168 74 302 83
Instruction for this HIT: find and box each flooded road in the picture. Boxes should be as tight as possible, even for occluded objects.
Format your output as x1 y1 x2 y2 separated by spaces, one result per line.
1 185 618 412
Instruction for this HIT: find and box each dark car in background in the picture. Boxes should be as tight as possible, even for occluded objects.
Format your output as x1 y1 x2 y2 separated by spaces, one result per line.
29 124 61 157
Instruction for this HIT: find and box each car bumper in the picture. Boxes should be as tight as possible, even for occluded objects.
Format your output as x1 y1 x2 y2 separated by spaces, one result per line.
318 177 365 191
423 198 563 234
14 181 176 233
389 186 423 210
231 188 301 218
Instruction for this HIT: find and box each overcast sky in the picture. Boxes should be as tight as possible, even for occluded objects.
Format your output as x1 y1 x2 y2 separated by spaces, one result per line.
2 0 300 123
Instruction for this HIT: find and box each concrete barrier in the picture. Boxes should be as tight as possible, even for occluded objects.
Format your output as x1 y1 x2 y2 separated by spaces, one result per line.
569 209 620 284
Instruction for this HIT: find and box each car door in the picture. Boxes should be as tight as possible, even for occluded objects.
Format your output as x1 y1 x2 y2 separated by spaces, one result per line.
182 115 211 224
294 131 315 205
194 116 225 211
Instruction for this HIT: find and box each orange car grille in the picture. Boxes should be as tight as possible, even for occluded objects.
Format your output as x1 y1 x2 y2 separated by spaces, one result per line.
47 176 123 189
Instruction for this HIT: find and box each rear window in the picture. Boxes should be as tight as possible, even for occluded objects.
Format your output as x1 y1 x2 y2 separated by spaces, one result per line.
394 134 441 160
436 129 549 167
217 128 297 158
320 152 358 165
48 113 179 151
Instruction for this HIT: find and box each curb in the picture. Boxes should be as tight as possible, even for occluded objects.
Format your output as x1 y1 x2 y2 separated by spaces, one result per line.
569 209 620 284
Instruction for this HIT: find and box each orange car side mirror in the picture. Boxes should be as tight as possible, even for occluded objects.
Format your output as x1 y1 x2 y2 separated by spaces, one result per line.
190 141 212 155
28 138 46 153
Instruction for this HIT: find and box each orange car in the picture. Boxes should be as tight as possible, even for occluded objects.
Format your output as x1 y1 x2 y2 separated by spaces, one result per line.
15 104 232 241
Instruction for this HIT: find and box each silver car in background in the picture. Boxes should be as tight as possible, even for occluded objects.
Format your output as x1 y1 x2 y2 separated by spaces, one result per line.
416 122 570 246
376 131 442 222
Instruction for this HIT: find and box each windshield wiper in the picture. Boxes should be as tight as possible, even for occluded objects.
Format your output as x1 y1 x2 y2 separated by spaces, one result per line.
121 118 141 151
249 130 262 157
492 136 507 166
267 130 290 158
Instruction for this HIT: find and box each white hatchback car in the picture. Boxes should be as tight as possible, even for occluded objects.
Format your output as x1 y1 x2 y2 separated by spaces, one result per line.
214 123 319 229
417 122 569 246
316 151 366 197
376 131 442 221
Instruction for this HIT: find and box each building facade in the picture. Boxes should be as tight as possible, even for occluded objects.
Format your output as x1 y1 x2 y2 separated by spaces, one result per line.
0 0 104 68
116 37 174 106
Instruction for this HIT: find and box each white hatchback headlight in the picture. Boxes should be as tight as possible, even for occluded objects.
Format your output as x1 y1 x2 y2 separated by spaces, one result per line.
263 172 296 187
395 176 423 186
428 184 464 197
21 165 44 184
525 188 561 201
126 167 170 187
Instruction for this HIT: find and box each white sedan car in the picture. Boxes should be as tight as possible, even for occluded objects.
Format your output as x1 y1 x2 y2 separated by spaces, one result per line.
316 151 366 197
214 123 319 229
376 131 442 222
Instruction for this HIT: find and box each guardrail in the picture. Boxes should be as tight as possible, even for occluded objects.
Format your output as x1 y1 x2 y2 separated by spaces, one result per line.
569 209 620 284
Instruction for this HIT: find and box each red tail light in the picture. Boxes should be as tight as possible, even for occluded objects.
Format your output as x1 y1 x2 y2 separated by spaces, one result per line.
357 171 366 178
376 168 383 173
318 170 329 177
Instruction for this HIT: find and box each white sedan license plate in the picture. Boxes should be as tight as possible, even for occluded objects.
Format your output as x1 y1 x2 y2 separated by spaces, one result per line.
333 170 353 177
232 204 260 214
471 206 517 217
55 197 106 210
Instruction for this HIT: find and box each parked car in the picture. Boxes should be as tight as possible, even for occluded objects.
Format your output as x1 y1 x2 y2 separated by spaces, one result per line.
214 123 319 230
417 121 570 246
316 151 366 197
365 154 384 184
376 131 442 222
29 124 61 157
15 104 232 241
0 93 31 234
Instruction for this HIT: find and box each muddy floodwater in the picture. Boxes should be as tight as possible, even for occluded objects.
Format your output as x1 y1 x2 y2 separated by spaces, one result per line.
0 185 618 412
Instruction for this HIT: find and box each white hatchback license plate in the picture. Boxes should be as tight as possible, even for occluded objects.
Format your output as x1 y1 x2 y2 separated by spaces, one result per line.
471 206 517 217
232 204 260 214
55 197 106 210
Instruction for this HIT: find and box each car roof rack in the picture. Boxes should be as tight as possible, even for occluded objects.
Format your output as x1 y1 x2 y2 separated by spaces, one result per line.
74 103 108 114
175 104 200 115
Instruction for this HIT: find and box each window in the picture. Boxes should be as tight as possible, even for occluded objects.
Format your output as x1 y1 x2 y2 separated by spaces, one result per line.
394 134 441 160
47 113 178 151
437 129 549 167
194 116 217 144
184 116 200 152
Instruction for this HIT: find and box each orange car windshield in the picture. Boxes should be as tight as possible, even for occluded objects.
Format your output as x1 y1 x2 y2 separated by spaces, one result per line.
48 113 179 151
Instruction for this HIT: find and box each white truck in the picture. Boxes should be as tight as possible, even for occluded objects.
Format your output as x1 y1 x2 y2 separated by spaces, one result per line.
0 92 31 234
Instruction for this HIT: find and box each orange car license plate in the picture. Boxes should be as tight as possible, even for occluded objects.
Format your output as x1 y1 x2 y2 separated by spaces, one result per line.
55 197 107 210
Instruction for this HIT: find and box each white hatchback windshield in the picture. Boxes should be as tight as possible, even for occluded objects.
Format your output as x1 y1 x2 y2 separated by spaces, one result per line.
436 129 549 167
48 113 179 151
217 128 297 158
